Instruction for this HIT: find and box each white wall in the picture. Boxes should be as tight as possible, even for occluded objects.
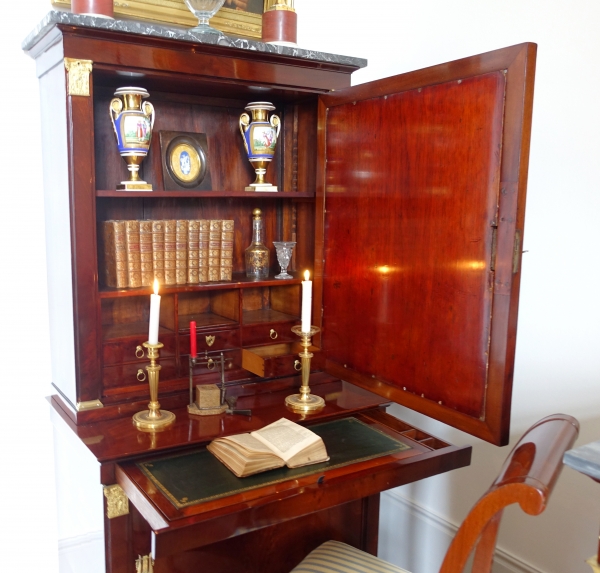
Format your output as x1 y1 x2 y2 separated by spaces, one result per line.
1 1 59 572
3 1 599 572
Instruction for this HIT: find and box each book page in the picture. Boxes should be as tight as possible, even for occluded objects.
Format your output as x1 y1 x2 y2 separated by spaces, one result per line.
207 440 284 477
251 418 320 462
220 433 275 455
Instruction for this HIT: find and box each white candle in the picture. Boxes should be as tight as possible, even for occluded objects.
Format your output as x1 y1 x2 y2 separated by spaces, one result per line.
301 270 312 333
148 279 161 344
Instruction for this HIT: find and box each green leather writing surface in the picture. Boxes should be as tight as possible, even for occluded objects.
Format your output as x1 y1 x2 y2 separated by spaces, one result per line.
138 417 411 509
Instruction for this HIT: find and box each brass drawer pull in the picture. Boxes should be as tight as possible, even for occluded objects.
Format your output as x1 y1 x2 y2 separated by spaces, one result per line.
270 329 278 340
136 369 146 382
135 345 144 359
207 358 215 371
294 360 302 371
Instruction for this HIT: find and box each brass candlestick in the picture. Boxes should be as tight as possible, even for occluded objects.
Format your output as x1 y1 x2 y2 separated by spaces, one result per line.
133 342 176 431
285 325 325 413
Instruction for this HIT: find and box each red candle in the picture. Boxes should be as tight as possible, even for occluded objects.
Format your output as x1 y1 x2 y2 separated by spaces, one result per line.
190 321 197 357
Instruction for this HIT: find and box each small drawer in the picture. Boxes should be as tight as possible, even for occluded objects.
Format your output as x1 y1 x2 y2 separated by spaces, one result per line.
242 321 297 347
181 328 241 355
242 342 324 378
102 358 178 388
103 333 176 366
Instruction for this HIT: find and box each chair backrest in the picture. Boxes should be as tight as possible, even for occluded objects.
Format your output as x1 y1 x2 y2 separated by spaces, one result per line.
439 414 579 573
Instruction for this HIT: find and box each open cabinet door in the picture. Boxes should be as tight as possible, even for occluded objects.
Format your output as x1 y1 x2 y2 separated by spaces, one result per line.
316 43 536 445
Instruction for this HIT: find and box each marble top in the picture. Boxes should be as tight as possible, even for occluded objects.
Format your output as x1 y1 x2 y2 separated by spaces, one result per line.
564 440 600 481
22 10 367 70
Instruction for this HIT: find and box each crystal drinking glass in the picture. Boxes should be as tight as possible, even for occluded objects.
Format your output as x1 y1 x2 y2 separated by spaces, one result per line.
184 0 226 33
273 241 296 279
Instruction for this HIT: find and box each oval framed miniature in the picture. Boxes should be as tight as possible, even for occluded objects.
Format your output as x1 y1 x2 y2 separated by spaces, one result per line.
159 131 212 191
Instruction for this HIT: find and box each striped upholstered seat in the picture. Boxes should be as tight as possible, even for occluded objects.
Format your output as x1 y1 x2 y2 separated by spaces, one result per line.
290 540 411 573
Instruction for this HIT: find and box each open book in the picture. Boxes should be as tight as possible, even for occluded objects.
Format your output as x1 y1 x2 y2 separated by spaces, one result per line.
207 418 329 477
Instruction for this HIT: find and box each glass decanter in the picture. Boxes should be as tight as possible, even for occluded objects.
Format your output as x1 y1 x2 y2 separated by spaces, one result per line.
183 0 226 34
273 241 296 279
245 208 269 279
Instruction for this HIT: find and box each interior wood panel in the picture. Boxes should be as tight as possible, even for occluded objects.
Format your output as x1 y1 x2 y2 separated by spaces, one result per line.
322 72 505 418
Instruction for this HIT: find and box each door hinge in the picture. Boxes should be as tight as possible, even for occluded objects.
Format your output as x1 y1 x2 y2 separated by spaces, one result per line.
490 224 498 271
513 229 522 274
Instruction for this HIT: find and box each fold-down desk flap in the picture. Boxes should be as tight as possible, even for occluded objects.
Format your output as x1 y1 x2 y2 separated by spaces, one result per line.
116 411 471 558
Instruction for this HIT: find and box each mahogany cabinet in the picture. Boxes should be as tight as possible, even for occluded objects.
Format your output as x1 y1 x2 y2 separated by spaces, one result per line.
25 13 365 423
25 11 535 573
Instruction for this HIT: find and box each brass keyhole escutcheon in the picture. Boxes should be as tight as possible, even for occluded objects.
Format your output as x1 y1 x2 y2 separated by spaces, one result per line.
270 329 278 339
205 335 215 347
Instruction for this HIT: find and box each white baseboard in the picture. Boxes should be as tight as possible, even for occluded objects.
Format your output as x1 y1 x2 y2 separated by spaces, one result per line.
58 531 105 573
379 490 545 573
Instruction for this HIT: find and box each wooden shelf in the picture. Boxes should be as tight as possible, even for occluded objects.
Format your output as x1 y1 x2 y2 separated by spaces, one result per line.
102 322 175 341
178 312 238 330
99 274 303 299
242 309 298 324
96 189 315 199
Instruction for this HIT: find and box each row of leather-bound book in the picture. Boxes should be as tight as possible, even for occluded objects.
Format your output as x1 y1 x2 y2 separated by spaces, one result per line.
102 219 234 288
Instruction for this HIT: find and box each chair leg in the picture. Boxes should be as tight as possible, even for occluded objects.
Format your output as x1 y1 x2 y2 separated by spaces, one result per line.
471 511 502 573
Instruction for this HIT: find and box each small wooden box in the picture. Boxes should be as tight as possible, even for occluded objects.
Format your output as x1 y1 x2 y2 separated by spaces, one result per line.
196 384 222 409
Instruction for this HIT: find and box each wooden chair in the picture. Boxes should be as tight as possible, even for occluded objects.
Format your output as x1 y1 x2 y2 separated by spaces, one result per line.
289 414 579 573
